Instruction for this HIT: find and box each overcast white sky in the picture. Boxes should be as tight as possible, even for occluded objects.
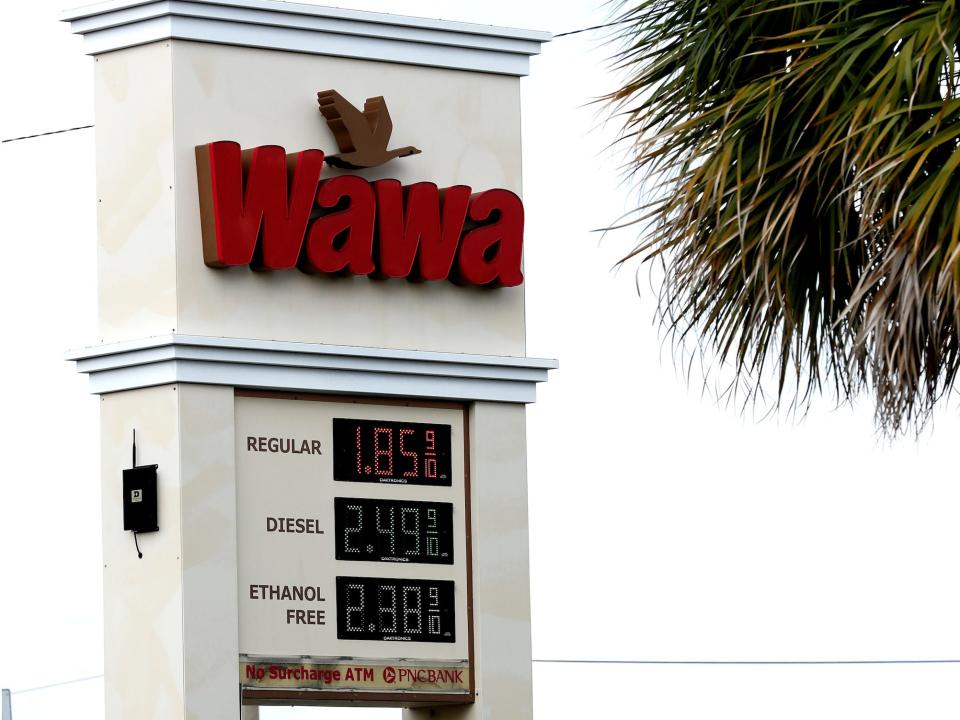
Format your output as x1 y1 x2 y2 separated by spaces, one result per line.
3 1 960 719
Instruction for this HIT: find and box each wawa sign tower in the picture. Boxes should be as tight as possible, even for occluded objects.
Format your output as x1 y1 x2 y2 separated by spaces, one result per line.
63 2 553 718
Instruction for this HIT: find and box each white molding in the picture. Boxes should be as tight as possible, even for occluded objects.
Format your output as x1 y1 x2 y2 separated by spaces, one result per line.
62 0 551 76
67 335 558 403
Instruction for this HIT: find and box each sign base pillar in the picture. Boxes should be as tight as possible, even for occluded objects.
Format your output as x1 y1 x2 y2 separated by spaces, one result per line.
101 385 241 720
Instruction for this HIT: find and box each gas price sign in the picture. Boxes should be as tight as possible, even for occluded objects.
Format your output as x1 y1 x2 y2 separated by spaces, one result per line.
333 418 452 486
236 395 471 703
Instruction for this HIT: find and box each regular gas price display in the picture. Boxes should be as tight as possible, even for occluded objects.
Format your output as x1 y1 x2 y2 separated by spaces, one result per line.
333 418 452 486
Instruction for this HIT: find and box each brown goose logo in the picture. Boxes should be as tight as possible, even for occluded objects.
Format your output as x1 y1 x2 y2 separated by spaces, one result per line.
317 90 421 169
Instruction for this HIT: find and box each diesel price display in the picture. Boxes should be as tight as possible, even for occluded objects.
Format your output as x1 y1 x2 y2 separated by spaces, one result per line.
334 497 453 564
333 418 452 486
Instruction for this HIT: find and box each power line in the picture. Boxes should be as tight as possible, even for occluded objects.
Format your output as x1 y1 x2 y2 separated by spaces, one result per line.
1 124 94 144
11 674 103 696
533 658 960 666
554 19 628 38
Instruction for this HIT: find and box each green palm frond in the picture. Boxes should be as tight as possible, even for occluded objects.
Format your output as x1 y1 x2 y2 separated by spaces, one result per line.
608 0 960 435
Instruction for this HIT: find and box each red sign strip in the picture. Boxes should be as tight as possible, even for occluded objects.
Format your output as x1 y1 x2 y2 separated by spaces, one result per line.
240 658 471 694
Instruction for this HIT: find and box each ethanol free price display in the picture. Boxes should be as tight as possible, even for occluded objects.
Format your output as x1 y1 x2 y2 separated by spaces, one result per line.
333 418 452 486
335 497 454 564
336 577 455 643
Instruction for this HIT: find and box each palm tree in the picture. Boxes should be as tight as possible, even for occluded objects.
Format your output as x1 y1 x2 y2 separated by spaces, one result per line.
607 1 960 436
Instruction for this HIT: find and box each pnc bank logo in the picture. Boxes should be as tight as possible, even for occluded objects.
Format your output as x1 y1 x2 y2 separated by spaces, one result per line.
382 666 397 684
195 90 523 288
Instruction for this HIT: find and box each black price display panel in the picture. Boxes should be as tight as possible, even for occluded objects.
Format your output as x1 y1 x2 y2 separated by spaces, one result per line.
333 418 452 486
336 577 455 643
335 497 454 564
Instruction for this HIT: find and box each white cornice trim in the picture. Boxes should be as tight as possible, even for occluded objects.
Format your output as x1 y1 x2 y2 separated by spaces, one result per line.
67 335 558 403
62 0 551 76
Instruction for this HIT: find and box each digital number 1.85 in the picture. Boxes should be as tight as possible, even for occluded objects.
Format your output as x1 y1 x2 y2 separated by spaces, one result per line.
332 419 453 486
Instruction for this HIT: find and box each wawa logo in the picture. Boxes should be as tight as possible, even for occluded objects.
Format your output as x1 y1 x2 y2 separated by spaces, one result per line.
195 90 524 287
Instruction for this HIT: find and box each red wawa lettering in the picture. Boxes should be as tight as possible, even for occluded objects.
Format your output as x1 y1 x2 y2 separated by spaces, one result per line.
196 141 524 287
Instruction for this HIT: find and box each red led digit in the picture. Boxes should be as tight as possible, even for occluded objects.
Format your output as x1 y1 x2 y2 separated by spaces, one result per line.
373 427 394 476
399 428 417 477
424 429 437 478
355 424 363 476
